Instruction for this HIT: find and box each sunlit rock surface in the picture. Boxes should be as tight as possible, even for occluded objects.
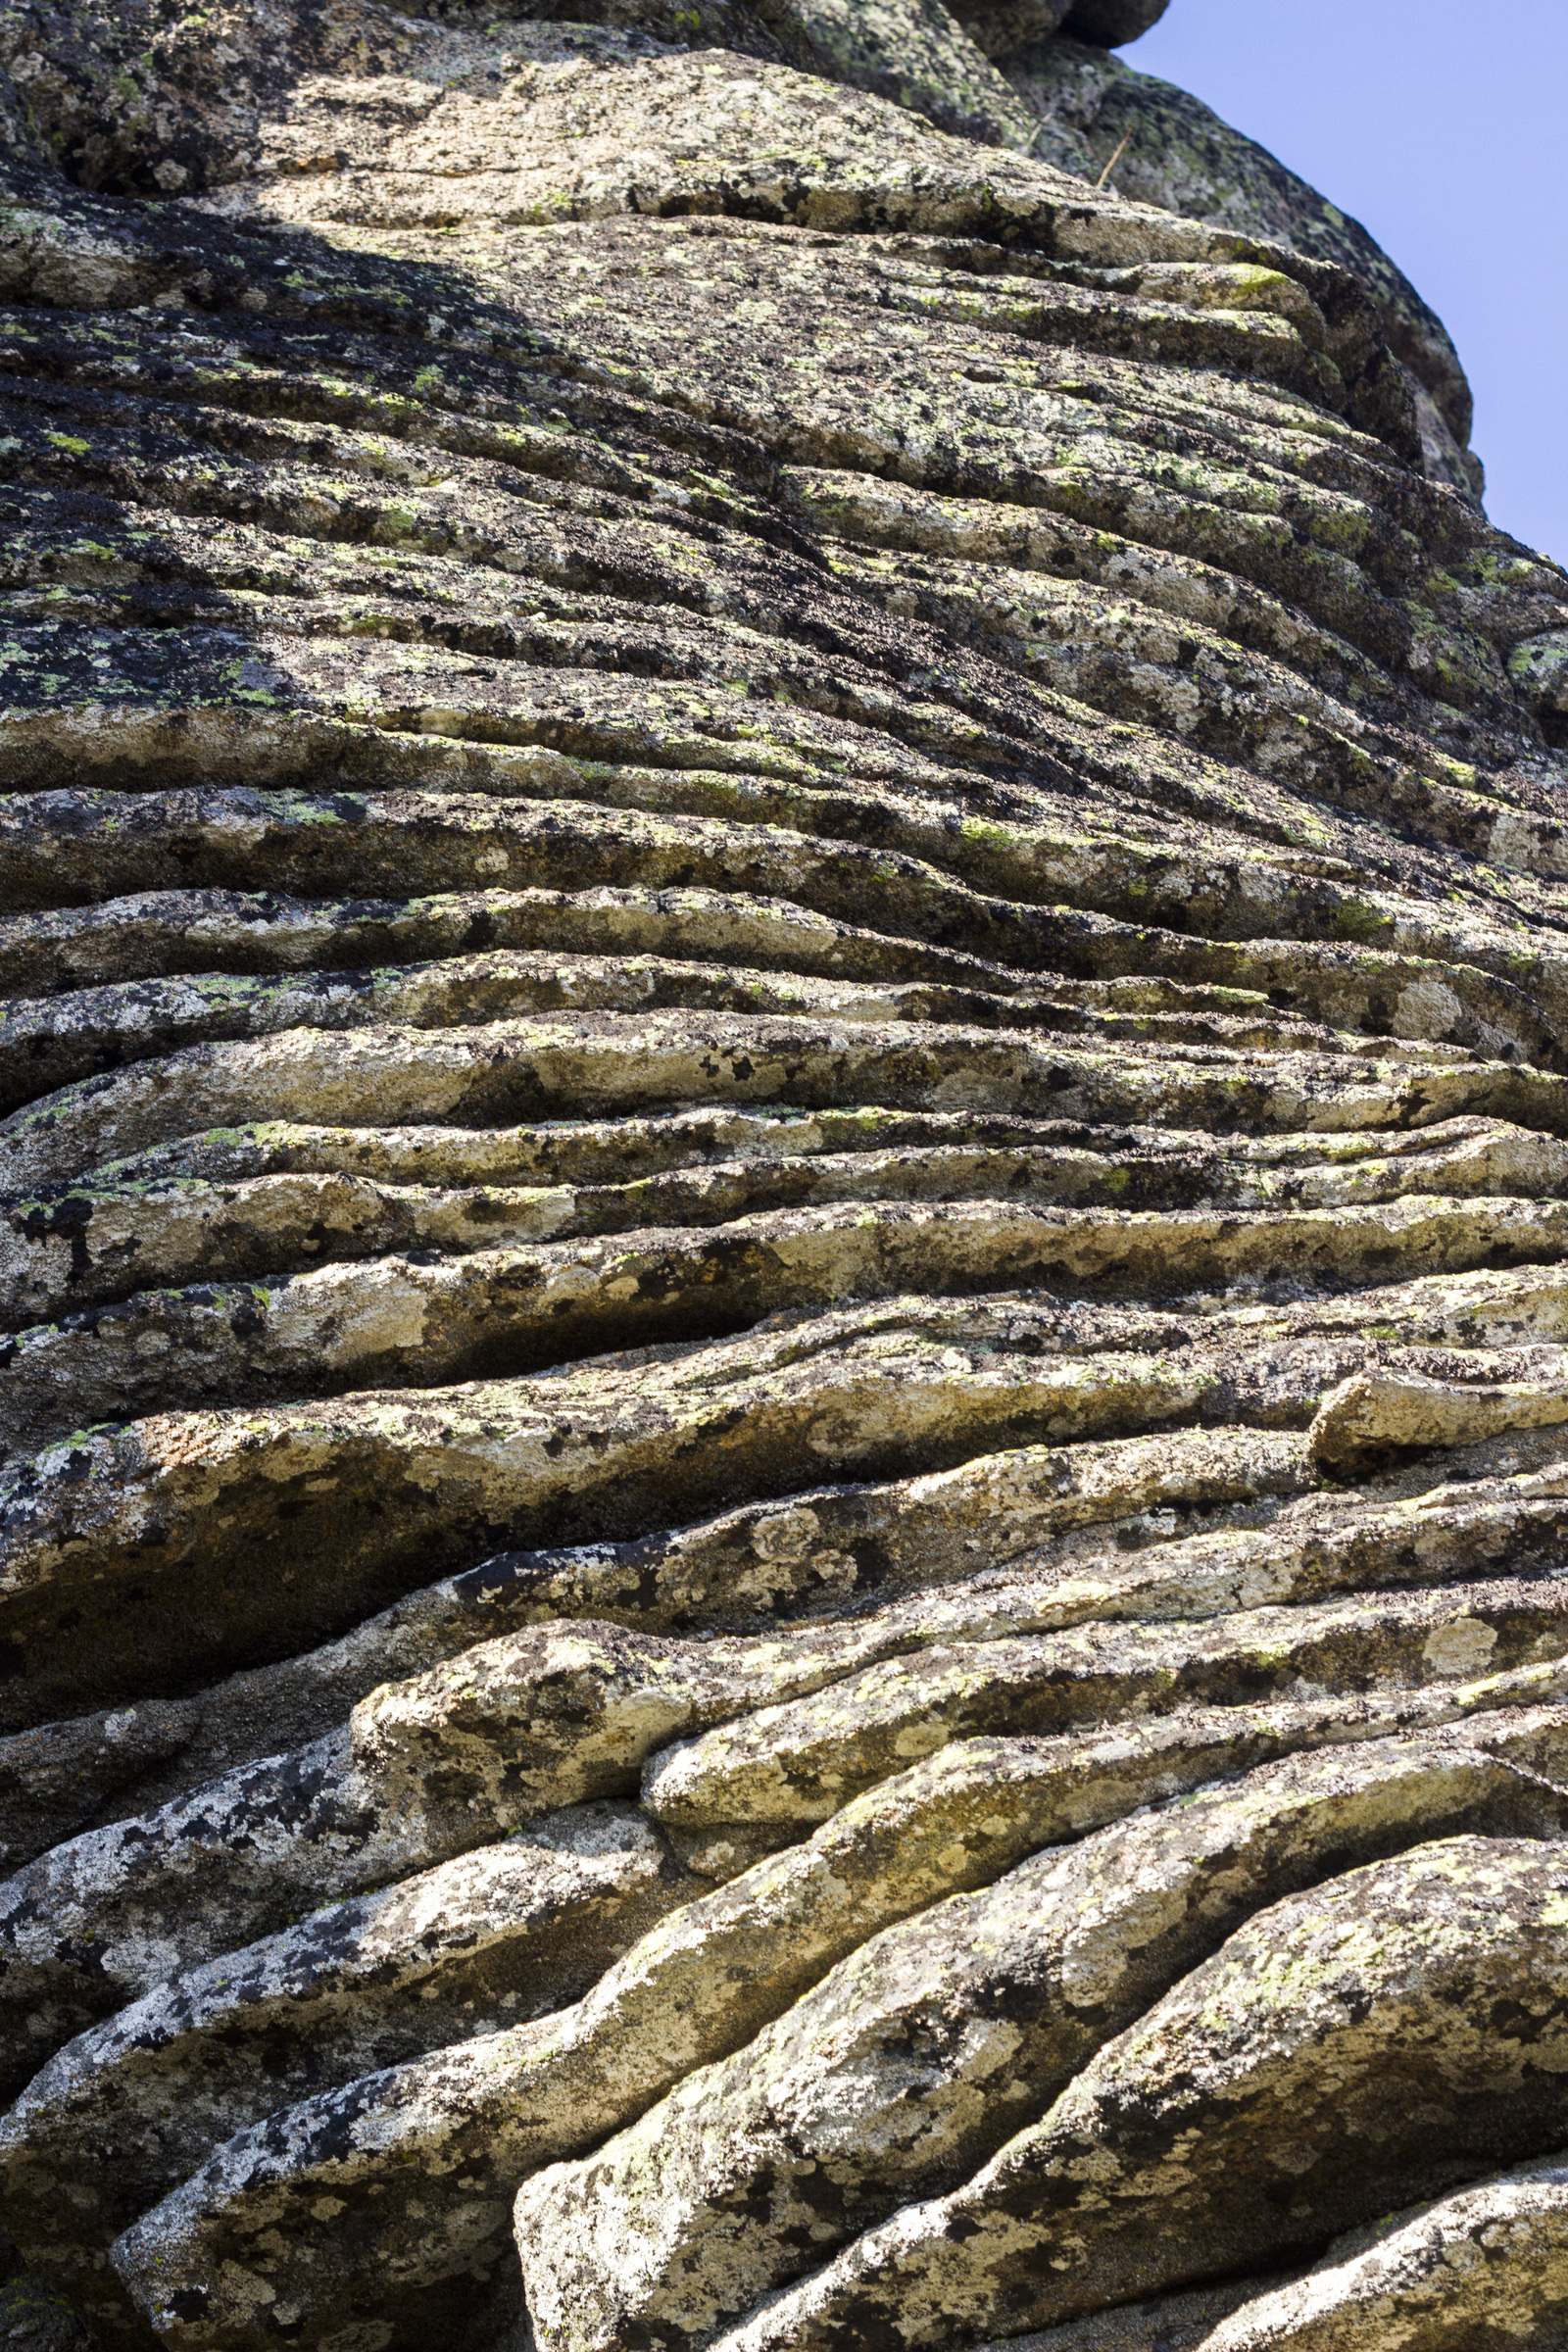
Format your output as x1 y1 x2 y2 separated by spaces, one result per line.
1 2 1567 2348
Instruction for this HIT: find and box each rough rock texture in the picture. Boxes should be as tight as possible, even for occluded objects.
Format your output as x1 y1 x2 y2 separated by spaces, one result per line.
1000 37 1482 498
0 1 1566 2349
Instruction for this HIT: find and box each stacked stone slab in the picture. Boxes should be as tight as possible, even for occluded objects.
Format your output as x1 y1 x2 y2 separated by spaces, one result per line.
2 1 1568 2347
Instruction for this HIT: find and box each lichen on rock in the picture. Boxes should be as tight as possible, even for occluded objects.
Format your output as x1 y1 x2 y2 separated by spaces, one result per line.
0 2 1565 2349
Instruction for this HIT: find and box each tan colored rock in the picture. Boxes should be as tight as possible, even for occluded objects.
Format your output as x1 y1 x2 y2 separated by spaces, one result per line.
515 1740 1568 2351
0 1799 698 2346
694 1841 1568 2351
999 33 1476 485
1198 2152 1568 2349
2 5 1567 2348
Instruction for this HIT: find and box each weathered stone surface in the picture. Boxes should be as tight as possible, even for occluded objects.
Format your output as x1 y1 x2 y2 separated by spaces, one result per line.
1000 37 1479 492
1198 2150 1568 2349
0 1701 195 1873
1516 631 1568 748
1311 1364 1568 1471
0 1798 697 2346
515 1740 1568 2350
689 1839 1568 2350
960 2177 1568 2352
23 1190 1568 1458
963 2285 1280 2352
90 1718 1555 2348
0 2 1565 2348
637 1578 1568 1829
16 1110 1567 1335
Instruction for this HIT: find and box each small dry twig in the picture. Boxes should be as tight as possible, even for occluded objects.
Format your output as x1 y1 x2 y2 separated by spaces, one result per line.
1093 131 1132 191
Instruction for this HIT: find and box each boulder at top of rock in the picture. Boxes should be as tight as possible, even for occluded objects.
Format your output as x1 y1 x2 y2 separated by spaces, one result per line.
946 0 1074 63
1062 0 1171 44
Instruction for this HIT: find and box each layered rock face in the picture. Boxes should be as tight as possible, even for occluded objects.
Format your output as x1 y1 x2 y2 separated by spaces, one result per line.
3 2 1568 2348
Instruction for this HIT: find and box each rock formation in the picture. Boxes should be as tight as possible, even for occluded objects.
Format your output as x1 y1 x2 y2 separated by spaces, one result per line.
2 0 1568 2345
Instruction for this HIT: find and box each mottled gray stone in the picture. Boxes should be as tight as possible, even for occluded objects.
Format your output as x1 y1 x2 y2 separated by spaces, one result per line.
515 1740 1568 2350
0 4 1563 2349
692 1841 1568 2351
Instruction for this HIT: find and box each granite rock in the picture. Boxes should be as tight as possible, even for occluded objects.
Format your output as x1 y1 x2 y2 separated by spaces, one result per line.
0 2 1561 2349
1001 36 1482 493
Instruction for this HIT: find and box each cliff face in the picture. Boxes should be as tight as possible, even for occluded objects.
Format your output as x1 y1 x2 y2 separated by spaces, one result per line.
2 6 1568 2351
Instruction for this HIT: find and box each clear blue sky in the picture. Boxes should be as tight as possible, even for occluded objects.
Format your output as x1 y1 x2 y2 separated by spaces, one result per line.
1124 0 1568 564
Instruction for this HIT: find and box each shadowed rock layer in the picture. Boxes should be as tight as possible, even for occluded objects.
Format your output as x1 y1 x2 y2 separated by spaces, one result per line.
1 4 1567 2350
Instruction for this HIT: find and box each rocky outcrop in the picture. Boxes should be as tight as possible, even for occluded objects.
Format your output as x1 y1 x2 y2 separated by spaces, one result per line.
0 1 1565 2349
662 1837 1568 2350
998 37 1481 498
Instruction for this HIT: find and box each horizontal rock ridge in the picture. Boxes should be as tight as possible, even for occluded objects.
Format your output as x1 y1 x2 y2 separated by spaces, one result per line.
1 4 1567 2350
